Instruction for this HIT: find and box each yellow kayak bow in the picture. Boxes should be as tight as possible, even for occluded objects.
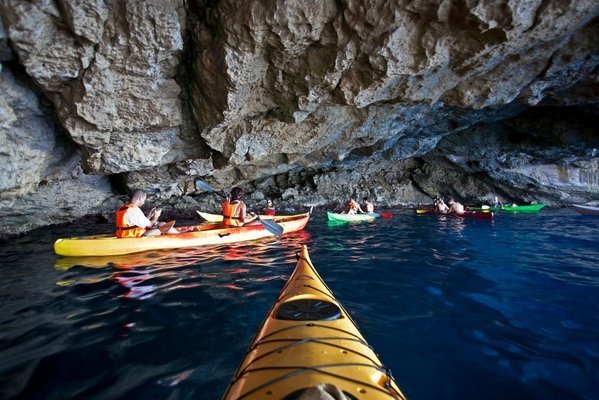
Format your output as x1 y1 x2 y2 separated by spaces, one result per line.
223 245 407 400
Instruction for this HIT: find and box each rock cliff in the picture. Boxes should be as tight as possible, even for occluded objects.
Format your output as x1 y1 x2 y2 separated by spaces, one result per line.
1 0 598 236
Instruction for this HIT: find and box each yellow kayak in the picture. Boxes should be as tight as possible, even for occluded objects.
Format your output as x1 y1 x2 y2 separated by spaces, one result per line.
197 210 304 222
54 213 310 257
223 245 407 400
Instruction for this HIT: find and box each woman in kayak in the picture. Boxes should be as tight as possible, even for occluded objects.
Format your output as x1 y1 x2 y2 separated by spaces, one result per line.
492 195 503 208
115 189 179 237
222 187 260 227
264 198 276 216
345 198 365 214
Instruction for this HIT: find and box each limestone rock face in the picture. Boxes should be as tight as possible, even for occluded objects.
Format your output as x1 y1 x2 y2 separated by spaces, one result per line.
0 0 598 235
188 0 598 189
0 67 113 235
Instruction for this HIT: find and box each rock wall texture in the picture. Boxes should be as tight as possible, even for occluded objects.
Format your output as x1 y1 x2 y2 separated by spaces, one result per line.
0 0 598 236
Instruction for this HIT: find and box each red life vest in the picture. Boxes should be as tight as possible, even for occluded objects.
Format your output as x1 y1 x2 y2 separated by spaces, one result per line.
222 200 243 227
115 204 146 238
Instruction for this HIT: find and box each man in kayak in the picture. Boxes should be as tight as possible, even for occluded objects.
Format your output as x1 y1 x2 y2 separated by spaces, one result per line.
447 198 465 214
222 187 260 227
363 197 374 213
433 196 449 213
115 189 179 237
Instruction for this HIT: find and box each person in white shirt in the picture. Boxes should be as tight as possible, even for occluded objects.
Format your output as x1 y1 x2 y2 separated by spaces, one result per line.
115 189 177 237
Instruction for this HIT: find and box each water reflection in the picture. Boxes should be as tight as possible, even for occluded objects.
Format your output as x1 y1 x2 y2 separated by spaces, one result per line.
55 230 312 270
54 230 313 300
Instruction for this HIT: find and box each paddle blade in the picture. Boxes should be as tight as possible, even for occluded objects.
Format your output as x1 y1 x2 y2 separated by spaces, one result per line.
380 212 393 218
159 220 176 234
195 179 215 192
195 180 227 199
257 217 284 236
481 205 490 210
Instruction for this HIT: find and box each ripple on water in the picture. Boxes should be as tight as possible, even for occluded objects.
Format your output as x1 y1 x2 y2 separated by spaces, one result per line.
0 210 597 399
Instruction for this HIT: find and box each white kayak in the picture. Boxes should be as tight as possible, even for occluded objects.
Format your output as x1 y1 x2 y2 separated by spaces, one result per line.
571 205 599 215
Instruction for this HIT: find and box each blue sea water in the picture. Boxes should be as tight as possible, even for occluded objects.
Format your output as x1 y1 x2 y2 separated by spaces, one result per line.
0 209 597 399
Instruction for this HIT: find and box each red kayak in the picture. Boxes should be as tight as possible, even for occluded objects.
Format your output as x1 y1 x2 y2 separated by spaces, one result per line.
416 208 494 220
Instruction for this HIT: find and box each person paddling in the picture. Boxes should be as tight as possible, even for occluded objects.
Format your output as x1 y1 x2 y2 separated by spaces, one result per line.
222 187 260 227
363 197 374 213
115 189 179 237
264 198 276 216
492 195 503 208
447 198 465 214
345 198 365 214
433 196 449 214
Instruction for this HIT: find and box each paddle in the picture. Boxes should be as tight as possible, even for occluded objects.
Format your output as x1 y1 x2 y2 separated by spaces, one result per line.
195 180 284 236
158 220 176 234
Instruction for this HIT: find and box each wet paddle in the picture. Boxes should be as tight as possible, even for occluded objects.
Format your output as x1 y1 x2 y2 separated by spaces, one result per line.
195 180 284 236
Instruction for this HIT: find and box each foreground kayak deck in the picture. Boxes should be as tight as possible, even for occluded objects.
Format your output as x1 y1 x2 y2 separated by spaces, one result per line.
416 209 494 220
54 213 310 257
223 245 406 400
327 211 379 221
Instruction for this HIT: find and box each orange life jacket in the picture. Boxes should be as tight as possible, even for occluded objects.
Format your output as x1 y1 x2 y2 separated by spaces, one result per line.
115 204 146 238
222 200 243 227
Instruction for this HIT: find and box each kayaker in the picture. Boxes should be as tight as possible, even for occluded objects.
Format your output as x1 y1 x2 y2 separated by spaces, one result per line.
345 198 365 214
115 189 179 237
264 198 276 216
363 197 374 213
492 195 503 208
222 187 260 227
447 198 465 214
433 196 449 214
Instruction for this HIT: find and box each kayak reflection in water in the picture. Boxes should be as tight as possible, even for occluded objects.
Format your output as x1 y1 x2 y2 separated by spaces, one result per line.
115 189 179 237
222 187 261 227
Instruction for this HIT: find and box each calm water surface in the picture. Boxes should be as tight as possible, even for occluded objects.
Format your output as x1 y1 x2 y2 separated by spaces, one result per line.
0 209 597 399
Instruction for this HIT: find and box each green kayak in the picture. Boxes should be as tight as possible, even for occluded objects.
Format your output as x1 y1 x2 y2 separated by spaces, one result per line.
326 211 378 221
470 204 546 213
